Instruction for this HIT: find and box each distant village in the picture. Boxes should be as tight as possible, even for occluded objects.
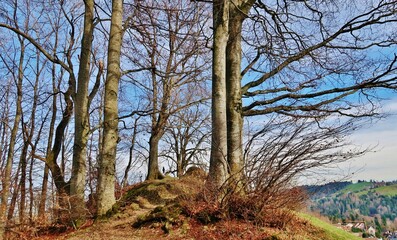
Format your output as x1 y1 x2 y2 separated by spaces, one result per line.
337 221 397 239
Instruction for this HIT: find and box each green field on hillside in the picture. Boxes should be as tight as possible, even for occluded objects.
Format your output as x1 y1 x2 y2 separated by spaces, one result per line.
338 181 372 194
299 213 362 240
338 182 397 196
372 184 397 196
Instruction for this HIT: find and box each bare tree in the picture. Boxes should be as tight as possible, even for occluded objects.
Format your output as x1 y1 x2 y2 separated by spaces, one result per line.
69 0 99 224
96 0 123 216
207 0 397 190
0 80 11 176
0 0 104 225
225 0 255 190
37 27 63 221
122 0 211 180
17 47 46 224
162 105 211 177
0 8 26 235
208 0 230 188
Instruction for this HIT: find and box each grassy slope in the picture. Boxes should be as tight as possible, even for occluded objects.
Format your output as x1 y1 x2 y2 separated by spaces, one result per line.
338 182 397 196
299 213 362 240
369 184 397 196
338 181 372 194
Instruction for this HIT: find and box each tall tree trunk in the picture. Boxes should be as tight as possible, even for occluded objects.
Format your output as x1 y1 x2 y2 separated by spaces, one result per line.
226 3 244 191
38 28 62 220
0 39 24 239
18 132 29 223
69 0 95 225
28 154 34 223
97 0 123 216
180 143 188 177
209 0 229 188
39 56 59 221
225 0 254 191
176 149 182 177
28 54 44 223
147 134 163 180
38 165 49 220
146 57 164 180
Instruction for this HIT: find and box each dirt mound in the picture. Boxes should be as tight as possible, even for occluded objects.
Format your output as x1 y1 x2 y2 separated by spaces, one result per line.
32 174 352 240
113 175 205 213
35 175 204 239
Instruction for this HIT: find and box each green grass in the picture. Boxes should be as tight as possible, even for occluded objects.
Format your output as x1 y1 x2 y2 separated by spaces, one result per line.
339 182 397 197
336 182 397 196
338 182 372 194
373 184 397 196
299 213 362 240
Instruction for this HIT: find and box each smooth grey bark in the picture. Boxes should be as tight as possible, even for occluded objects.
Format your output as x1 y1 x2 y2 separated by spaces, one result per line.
97 0 123 216
208 0 255 190
146 66 165 181
70 0 95 224
147 135 163 179
226 0 255 191
226 9 244 189
208 0 229 188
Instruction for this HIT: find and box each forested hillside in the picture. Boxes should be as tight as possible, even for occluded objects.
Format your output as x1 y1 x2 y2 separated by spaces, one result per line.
305 181 352 198
309 181 397 235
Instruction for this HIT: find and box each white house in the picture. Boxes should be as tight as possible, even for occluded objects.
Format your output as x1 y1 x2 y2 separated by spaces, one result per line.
367 226 376 236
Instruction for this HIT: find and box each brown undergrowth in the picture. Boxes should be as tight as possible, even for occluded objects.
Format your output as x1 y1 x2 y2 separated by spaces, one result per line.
27 169 339 240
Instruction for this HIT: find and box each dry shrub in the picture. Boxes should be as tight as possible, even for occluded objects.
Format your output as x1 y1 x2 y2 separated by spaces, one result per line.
182 181 307 230
5 224 39 240
225 186 307 228
180 182 223 224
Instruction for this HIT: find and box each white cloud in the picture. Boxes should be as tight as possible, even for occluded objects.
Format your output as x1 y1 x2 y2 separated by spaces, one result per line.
338 99 397 182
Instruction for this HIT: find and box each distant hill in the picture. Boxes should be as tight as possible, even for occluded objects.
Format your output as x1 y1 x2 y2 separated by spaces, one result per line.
304 181 352 198
305 180 397 198
308 180 397 237
337 181 373 195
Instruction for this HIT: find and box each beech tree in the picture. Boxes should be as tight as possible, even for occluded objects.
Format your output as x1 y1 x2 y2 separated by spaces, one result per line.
208 0 397 190
69 0 96 222
209 0 230 188
96 0 123 216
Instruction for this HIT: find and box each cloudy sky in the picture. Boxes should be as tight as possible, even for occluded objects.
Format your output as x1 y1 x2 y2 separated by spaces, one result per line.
338 98 397 182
